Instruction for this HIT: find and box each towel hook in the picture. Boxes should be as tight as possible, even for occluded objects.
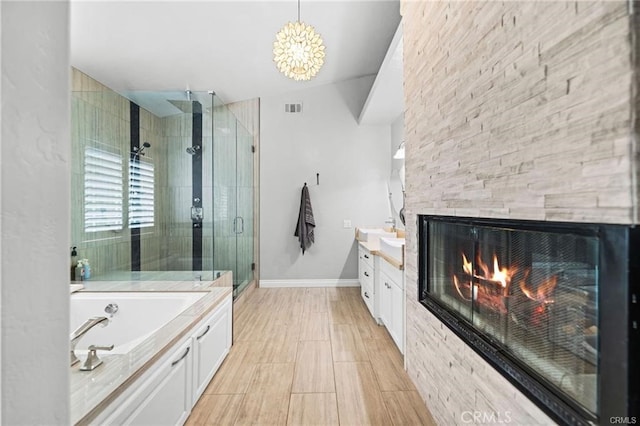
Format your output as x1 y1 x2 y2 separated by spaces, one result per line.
316 173 319 185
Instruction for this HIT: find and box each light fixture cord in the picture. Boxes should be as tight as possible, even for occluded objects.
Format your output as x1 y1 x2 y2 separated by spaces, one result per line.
297 0 300 22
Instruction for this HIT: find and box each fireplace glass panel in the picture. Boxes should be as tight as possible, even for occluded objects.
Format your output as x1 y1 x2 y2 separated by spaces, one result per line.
426 221 599 415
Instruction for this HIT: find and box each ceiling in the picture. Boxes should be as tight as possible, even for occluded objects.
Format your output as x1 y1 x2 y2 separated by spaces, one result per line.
70 0 402 105
359 21 403 124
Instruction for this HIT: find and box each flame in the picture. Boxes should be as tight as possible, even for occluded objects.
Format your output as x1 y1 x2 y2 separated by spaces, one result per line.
492 255 515 288
452 251 558 315
520 275 558 304
462 253 473 275
453 275 472 301
468 253 516 293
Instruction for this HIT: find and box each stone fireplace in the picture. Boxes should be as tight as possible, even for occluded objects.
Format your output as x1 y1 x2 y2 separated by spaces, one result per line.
418 215 638 424
400 1 640 425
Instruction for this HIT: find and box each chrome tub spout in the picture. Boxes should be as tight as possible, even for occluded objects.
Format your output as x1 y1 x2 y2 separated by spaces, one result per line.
70 316 109 366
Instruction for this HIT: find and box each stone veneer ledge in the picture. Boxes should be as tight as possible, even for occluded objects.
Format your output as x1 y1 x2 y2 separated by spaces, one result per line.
400 1 636 424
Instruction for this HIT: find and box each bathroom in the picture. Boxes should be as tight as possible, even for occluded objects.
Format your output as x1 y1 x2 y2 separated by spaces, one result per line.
2 0 405 423
3 1 638 425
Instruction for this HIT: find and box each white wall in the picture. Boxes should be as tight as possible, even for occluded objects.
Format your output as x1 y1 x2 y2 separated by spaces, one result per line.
389 114 404 228
0 2 3 421
1 2 70 424
260 76 391 281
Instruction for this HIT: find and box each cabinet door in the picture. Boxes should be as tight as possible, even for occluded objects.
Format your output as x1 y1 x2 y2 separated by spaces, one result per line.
389 280 404 353
380 272 392 327
193 298 232 404
125 339 193 426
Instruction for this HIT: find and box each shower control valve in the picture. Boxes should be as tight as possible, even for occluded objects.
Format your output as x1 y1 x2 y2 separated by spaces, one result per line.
191 206 203 222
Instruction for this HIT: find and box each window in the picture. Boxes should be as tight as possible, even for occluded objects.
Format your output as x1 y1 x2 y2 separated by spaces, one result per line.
84 147 123 232
128 157 154 229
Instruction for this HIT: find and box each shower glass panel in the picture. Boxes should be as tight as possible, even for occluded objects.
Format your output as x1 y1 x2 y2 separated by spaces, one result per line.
213 104 255 298
235 122 254 297
212 103 238 285
71 86 132 276
71 71 254 294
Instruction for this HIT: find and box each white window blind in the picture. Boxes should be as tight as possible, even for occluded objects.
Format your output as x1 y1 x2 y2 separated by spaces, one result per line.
129 158 155 229
84 147 124 232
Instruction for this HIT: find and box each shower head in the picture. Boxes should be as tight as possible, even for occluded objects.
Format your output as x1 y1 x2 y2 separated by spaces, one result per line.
133 142 152 157
186 145 201 155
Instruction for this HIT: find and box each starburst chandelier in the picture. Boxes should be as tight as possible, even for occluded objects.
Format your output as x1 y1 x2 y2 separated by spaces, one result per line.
273 0 325 81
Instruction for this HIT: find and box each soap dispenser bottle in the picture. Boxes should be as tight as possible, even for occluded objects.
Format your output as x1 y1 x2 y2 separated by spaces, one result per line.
70 246 78 281
82 259 91 280
74 261 84 281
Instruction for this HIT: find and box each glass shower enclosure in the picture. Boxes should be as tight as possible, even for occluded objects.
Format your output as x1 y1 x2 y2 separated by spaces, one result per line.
71 71 255 299
213 101 255 297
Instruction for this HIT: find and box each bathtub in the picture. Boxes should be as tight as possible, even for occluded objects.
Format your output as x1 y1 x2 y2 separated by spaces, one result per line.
70 292 207 355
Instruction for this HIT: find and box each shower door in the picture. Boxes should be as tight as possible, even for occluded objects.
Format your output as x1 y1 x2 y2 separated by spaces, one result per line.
234 123 254 297
213 103 255 298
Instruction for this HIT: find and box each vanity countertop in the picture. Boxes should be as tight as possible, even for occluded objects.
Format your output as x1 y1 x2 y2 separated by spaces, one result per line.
355 227 405 270
358 240 404 270
71 271 233 425
358 240 381 253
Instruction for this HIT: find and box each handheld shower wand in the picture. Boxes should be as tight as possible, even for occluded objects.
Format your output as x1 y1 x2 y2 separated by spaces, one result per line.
186 145 201 155
132 142 151 158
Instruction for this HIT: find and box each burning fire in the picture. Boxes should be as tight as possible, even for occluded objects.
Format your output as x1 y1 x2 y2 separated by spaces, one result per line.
452 252 557 313
520 275 558 304
462 253 473 275
476 254 517 289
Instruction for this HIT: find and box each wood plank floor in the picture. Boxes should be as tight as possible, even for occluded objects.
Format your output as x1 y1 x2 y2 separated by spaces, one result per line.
186 287 437 426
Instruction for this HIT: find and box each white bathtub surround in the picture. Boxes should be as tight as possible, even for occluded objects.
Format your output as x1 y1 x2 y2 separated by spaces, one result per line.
70 292 207 355
86 270 220 282
70 272 232 425
70 284 85 294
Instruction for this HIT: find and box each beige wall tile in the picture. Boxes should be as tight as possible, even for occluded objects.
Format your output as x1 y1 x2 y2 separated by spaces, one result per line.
400 0 635 423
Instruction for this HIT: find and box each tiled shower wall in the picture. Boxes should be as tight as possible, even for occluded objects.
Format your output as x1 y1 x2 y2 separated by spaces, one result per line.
71 68 133 276
71 69 206 275
139 103 165 271
400 1 635 424
71 69 257 279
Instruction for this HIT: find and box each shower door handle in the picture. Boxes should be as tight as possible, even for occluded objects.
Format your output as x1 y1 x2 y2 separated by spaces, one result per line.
233 217 244 234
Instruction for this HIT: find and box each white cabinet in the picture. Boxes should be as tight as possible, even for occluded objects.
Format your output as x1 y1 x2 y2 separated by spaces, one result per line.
358 245 377 319
192 298 232 405
125 339 193 426
95 294 232 426
379 259 404 354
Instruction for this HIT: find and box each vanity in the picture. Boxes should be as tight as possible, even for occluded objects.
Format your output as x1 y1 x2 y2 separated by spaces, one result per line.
70 271 233 426
356 228 405 353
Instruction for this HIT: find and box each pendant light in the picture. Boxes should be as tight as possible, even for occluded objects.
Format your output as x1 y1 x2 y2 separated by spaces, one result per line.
273 0 326 81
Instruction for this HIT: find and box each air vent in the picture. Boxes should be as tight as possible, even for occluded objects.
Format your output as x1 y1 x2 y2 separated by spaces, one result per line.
284 103 303 113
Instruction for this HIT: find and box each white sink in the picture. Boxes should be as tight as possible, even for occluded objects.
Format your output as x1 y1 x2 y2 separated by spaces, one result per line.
379 237 405 263
358 228 396 243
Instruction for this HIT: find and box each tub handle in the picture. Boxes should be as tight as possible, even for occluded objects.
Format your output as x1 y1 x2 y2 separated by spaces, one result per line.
171 346 190 367
196 325 211 340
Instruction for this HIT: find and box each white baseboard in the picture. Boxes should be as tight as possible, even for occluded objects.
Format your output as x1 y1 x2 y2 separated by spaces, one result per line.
259 279 360 288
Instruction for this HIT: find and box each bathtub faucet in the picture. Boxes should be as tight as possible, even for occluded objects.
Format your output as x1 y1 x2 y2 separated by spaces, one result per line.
70 316 109 366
